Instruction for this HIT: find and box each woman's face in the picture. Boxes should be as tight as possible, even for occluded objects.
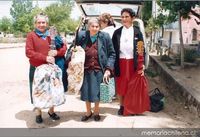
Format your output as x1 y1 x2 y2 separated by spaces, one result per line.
121 11 134 28
89 22 100 36
35 16 48 33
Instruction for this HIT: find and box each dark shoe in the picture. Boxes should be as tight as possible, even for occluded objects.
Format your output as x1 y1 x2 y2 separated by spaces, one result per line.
81 112 92 121
118 106 124 115
48 112 60 120
94 114 101 121
36 115 43 124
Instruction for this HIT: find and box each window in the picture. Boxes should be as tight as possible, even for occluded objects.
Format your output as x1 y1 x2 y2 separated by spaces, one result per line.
192 28 197 41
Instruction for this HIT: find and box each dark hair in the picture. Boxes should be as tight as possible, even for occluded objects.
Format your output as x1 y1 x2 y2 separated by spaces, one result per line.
121 8 135 18
99 13 116 27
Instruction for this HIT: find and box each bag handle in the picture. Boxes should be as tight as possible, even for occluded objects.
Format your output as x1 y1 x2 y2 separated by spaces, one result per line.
73 17 85 48
150 88 162 95
65 17 84 61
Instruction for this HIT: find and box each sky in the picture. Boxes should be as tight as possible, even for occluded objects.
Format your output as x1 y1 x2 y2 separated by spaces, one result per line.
0 0 81 20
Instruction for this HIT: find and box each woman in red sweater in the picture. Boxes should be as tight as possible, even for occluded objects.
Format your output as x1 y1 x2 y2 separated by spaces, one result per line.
25 13 67 124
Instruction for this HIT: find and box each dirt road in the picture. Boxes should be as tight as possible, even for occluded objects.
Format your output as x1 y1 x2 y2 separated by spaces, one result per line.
0 47 199 128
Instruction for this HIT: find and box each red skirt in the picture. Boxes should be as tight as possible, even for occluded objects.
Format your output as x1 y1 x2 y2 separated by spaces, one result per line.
115 59 135 96
116 58 150 115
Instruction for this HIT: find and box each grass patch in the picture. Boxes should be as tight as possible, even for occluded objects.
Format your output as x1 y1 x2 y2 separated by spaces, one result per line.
145 67 158 77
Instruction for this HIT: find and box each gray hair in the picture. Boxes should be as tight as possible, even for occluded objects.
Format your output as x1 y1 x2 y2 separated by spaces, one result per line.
34 13 49 23
88 18 100 27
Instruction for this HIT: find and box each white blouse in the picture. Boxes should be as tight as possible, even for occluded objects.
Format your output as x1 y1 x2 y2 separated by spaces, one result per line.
101 26 116 38
120 26 134 59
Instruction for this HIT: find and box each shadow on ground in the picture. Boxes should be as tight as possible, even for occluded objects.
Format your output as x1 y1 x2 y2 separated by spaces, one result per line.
15 110 87 128
15 107 118 128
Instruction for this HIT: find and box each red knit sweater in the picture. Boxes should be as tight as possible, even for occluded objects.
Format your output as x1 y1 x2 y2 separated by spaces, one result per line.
25 31 67 67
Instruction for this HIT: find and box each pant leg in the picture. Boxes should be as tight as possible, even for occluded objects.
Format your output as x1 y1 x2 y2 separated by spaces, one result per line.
56 57 68 92
62 67 68 92
29 65 36 104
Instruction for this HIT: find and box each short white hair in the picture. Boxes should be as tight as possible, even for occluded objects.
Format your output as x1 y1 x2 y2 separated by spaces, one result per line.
34 13 49 23
88 18 100 27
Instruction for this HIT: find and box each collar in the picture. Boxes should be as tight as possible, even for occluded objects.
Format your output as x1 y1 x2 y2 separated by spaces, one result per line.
34 29 49 40
123 25 133 30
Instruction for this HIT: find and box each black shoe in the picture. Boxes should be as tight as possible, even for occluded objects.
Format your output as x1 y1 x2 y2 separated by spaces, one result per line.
36 115 43 124
94 114 101 121
48 112 60 120
81 112 92 121
118 106 124 115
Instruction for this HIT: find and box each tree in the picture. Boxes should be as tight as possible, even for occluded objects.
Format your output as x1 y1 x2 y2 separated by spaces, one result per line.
157 1 200 68
145 16 159 52
10 0 33 33
59 0 74 6
44 2 76 33
0 17 13 34
10 0 33 21
9 0 77 35
141 1 152 27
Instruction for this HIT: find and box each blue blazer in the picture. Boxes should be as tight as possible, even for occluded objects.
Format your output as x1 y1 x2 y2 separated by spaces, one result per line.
77 30 116 74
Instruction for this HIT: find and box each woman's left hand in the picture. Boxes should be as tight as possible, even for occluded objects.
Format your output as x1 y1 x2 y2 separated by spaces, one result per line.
138 65 145 76
48 50 57 57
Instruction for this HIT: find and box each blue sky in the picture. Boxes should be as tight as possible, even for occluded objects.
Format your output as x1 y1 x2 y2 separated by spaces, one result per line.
0 0 81 20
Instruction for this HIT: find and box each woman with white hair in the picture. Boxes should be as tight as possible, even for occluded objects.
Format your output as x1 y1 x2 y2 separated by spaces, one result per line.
77 18 116 121
25 13 67 124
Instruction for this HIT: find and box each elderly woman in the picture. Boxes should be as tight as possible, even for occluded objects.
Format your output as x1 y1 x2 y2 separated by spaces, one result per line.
77 18 116 121
25 13 67 123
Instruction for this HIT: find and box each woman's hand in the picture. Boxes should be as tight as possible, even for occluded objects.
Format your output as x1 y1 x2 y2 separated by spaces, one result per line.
103 70 111 84
46 56 55 64
138 65 145 76
48 50 57 57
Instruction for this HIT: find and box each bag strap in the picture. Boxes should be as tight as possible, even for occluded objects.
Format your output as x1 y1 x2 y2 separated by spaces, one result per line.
65 18 84 61
73 17 85 48
150 88 162 95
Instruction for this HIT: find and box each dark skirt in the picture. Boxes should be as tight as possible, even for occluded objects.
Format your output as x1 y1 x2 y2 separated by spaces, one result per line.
55 57 68 92
29 65 36 104
81 70 103 102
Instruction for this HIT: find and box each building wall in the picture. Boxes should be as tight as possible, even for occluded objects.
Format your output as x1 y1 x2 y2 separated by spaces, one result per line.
182 7 200 44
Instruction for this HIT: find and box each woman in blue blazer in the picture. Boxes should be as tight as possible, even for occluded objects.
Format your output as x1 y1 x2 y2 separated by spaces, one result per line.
77 18 116 121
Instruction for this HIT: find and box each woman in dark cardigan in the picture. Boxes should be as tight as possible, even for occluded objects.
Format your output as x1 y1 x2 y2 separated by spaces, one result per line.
77 18 116 121
112 8 150 116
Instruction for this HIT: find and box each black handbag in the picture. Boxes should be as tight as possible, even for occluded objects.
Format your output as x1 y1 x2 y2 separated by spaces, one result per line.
149 88 165 112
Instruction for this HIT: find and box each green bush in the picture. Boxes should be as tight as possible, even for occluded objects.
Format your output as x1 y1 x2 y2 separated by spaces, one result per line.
174 49 200 64
184 49 199 63
145 67 158 77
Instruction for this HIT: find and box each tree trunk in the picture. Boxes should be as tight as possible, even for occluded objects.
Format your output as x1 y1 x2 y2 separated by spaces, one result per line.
168 31 172 58
150 31 153 51
178 11 184 68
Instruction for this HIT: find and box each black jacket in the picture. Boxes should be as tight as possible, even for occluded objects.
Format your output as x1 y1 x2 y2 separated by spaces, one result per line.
112 26 144 77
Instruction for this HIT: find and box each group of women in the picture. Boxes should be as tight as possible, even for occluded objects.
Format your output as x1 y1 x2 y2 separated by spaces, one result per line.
25 8 150 124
